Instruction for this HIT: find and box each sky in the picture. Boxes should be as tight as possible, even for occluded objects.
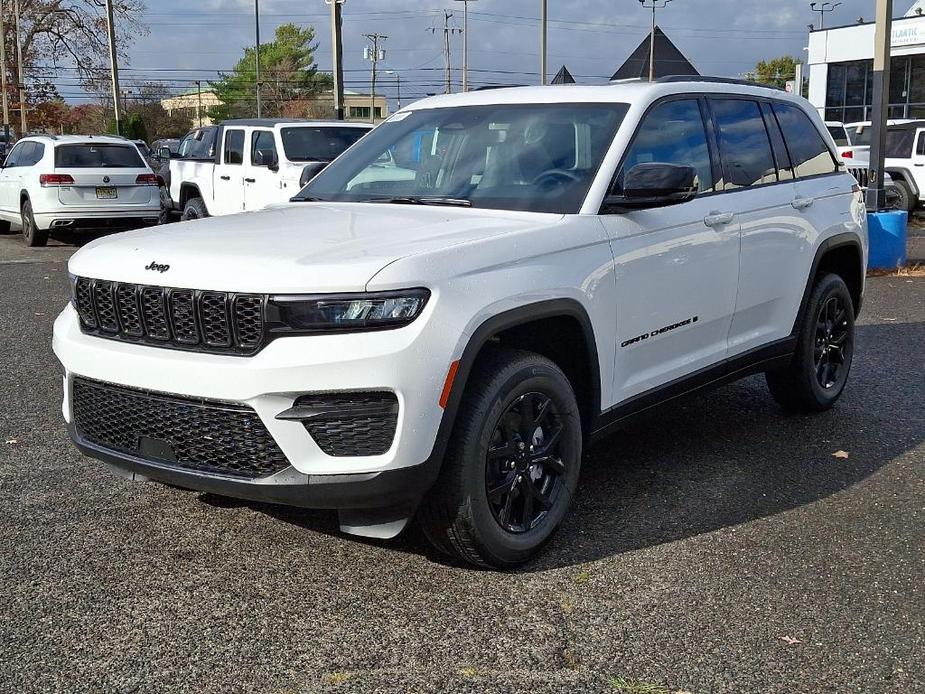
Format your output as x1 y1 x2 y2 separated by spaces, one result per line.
83 0 920 108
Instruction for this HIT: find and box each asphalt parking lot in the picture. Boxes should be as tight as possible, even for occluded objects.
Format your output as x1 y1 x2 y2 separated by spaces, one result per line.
0 229 923 694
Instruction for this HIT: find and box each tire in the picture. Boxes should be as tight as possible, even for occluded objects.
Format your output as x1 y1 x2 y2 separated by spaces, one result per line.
419 348 582 569
158 188 173 225
181 196 209 221
766 273 855 413
891 179 916 213
21 198 48 247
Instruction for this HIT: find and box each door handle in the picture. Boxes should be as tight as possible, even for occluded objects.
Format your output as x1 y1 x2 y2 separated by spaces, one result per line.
791 196 815 210
244 178 256 183
915 163 925 167
703 211 734 227
219 175 231 181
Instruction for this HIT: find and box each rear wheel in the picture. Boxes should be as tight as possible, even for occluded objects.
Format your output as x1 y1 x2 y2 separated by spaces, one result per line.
766 273 855 413
181 197 209 221
891 179 916 213
21 199 48 247
419 348 582 569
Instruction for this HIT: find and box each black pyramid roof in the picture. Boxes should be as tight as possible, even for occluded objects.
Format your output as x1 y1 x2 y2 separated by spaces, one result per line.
551 65 576 84
610 26 699 80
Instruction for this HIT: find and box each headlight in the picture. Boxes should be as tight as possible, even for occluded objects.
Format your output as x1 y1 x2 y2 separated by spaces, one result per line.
267 289 430 334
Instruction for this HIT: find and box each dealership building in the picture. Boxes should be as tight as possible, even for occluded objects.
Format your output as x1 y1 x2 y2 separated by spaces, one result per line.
808 4 925 123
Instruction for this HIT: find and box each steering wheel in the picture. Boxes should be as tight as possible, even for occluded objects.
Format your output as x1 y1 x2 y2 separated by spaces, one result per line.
532 169 581 187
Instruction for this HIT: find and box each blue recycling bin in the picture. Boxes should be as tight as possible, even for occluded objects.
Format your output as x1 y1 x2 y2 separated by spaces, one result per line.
867 210 908 270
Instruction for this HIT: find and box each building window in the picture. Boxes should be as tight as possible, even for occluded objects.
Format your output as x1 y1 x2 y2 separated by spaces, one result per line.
349 106 383 119
825 56 925 123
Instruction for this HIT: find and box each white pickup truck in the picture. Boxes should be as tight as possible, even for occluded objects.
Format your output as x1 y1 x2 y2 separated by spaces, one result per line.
167 119 372 220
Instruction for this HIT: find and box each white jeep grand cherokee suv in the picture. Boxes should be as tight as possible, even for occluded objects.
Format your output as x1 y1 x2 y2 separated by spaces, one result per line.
53 78 868 568
0 135 160 246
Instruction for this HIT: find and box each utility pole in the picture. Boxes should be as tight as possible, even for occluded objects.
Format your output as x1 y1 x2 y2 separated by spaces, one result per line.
196 80 203 127
1 0 11 143
254 0 262 118
638 0 673 82
326 0 346 120
432 12 461 94
363 33 386 123
454 0 476 91
810 2 842 30
14 0 26 134
540 0 547 85
867 0 892 211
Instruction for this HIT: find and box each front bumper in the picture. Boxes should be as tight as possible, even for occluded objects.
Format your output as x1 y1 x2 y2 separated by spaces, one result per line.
53 304 449 478
67 423 439 511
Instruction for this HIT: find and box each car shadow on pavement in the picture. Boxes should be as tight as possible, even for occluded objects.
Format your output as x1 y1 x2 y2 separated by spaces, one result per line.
199 321 925 571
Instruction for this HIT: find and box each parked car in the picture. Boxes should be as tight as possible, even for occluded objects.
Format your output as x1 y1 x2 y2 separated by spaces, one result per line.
0 131 11 166
825 121 859 161
168 119 373 220
870 119 925 212
0 135 161 246
54 78 867 568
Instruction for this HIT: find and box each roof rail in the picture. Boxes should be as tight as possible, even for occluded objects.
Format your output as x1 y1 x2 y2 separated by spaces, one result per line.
655 75 784 90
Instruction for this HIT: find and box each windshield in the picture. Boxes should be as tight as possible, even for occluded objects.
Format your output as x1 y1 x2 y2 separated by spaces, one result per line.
296 103 629 213
281 127 370 162
54 144 146 168
827 125 849 146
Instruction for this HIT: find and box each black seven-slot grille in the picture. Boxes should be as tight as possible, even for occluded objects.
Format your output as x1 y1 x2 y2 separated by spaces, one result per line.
74 277 265 355
72 377 290 479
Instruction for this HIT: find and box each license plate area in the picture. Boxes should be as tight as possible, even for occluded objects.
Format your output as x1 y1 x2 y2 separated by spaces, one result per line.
96 186 118 199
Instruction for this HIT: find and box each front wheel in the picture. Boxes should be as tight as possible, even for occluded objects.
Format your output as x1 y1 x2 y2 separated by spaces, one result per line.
766 273 855 412
890 179 916 213
419 348 582 569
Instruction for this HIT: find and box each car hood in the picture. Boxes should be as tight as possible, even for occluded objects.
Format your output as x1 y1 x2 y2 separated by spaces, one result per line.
68 202 560 293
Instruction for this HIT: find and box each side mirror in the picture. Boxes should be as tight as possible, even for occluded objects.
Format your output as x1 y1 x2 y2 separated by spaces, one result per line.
604 163 698 211
268 151 279 173
299 161 329 188
158 147 174 160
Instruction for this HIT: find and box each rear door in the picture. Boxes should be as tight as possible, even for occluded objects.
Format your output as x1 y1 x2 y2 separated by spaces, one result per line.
53 143 156 209
599 97 740 402
244 129 282 211
707 97 804 357
213 128 246 215
0 142 29 215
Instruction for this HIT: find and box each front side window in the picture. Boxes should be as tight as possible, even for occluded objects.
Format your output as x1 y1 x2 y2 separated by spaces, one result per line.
223 129 245 165
298 103 629 214
617 98 714 194
711 98 778 189
251 130 277 166
54 144 144 168
773 103 838 177
917 131 925 156
280 127 368 162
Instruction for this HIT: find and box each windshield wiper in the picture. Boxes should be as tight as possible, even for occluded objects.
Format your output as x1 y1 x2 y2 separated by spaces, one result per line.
291 195 328 202
364 196 472 207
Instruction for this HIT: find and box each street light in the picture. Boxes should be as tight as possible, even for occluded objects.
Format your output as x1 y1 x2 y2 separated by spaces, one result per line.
638 0 673 82
385 70 401 110
810 2 842 30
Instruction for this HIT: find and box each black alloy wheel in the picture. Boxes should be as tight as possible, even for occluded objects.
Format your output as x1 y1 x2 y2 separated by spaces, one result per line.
485 392 566 534
814 295 851 390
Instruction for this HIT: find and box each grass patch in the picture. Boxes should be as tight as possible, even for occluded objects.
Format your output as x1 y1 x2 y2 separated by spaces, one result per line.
868 262 925 277
322 672 352 686
609 678 672 694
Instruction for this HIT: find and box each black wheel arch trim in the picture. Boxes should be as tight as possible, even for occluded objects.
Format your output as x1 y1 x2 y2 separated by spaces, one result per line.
792 231 865 332
884 167 919 198
423 299 602 473
179 184 207 212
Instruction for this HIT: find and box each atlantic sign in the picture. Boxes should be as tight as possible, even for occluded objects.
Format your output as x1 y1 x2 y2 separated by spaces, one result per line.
893 19 925 48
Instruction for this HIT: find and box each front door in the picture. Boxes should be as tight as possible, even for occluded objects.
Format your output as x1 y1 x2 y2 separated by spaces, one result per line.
213 128 246 216
598 97 740 404
244 129 282 211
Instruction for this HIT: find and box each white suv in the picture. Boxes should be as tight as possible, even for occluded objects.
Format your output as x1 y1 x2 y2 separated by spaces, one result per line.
53 79 867 568
0 135 160 246
168 119 372 219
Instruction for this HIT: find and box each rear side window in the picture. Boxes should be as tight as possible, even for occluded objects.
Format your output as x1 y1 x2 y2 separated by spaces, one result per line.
711 99 778 189
773 103 838 177
180 127 217 159
280 127 369 162
761 102 794 181
884 129 914 158
223 129 245 165
618 99 714 193
917 132 925 156
3 142 26 167
54 144 143 168
827 125 849 147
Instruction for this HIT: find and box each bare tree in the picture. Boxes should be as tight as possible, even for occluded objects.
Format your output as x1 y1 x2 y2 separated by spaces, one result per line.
3 0 147 104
